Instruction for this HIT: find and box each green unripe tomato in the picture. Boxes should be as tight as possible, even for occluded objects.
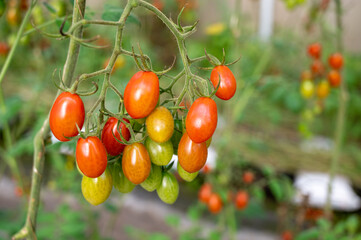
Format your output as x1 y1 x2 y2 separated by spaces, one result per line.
145 137 173 166
157 172 179 204
140 164 162 192
81 168 112 205
111 162 135 193
177 162 198 182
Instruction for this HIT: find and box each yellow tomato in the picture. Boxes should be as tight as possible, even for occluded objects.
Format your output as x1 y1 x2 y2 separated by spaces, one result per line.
146 106 174 143
81 168 112 205
300 80 314 99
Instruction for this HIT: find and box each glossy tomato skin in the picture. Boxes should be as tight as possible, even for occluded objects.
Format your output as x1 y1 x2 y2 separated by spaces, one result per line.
208 193 223 214
76 136 107 178
140 164 162 192
235 191 249 210
122 143 151 184
178 132 207 173
101 117 130 156
198 183 212 203
124 71 159 119
177 161 198 182
111 162 135 193
50 92 85 142
186 97 217 143
156 172 179 204
81 168 112 205
145 137 174 166
210 65 237 100
146 106 174 143
328 53 343 70
308 43 321 59
327 70 341 87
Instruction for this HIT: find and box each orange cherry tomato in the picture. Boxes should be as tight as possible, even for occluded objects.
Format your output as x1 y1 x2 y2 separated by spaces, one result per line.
124 71 159 119
328 53 343 70
235 190 248 210
178 132 207 173
122 143 151 184
208 193 223 214
186 97 218 143
311 60 324 76
49 92 85 142
198 183 212 203
316 80 330 99
308 43 321 59
76 136 108 178
243 171 254 184
327 70 341 87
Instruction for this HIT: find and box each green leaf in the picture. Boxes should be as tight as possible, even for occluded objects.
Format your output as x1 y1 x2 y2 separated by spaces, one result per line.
251 186 265 202
209 230 222 240
262 166 275 177
102 5 140 26
148 233 171 240
316 218 331 231
165 214 180 228
346 215 359 235
269 178 283 201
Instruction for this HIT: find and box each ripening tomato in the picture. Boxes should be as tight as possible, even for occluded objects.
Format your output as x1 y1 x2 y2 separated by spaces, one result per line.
327 70 341 87
308 43 321 59
145 137 174 166
328 53 343 70
101 117 130 156
198 183 212 203
122 143 151 184
316 80 330 99
301 70 312 81
210 65 237 100
178 132 207 173
49 92 85 142
186 97 217 143
202 164 211 174
6 8 19 26
76 136 108 178
111 162 135 193
243 171 254 184
311 60 324 76
81 168 112 205
177 162 198 182
103 56 125 74
140 164 162 192
235 191 248 210
208 193 223 214
157 172 179 204
282 231 293 240
0 42 10 56
124 71 159 119
146 106 174 143
300 80 314 99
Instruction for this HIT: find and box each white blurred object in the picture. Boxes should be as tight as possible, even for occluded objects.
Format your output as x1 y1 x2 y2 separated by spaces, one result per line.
171 146 218 172
300 136 333 152
258 0 274 41
293 172 361 211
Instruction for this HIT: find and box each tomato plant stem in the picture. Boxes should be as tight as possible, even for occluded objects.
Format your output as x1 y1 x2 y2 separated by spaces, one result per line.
324 0 346 220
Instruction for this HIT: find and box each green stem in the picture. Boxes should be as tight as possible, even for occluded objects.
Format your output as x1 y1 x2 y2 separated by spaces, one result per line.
324 0 346 220
12 1 86 239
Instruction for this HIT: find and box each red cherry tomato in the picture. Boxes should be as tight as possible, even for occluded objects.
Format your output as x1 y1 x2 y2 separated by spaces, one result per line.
186 97 217 143
122 143 151 184
198 183 212 203
328 53 343 70
282 231 293 240
178 132 207 173
243 171 254 184
308 43 321 59
208 193 223 214
101 117 130 156
76 136 107 178
124 71 159 119
235 190 249 210
311 60 324 76
210 65 237 100
0 42 10 56
49 92 85 142
327 70 341 87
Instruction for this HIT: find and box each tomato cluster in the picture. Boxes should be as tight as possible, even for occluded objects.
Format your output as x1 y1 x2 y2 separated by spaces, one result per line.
49 59 237 205
198 182 250 214
300 43 343 102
